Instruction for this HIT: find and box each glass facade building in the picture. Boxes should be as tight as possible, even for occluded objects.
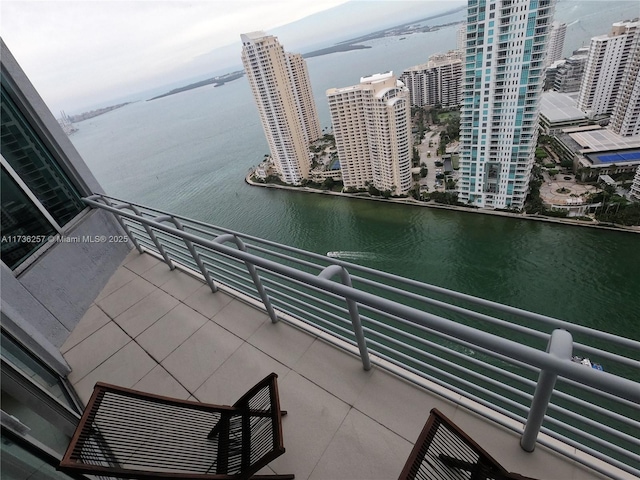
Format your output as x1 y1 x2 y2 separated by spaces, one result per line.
457 0 555 210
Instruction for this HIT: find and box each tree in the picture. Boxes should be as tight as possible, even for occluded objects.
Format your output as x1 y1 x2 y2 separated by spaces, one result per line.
322 177 335 190
560 159 573 169
412 147 420 167
420 166 428 178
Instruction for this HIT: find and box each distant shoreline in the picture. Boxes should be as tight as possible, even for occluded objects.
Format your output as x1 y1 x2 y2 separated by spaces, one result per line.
245 173 640 234
147 70 245 101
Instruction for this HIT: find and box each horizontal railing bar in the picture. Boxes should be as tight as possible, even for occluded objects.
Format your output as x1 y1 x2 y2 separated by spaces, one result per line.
546 403 640 447
537 427 640 479
361 306 540 384
361 303 542 377
369 343 530 422
260 270 354 309
364 315 537 392
201 257 251 282
274 299 357 345
199 253 247 277
555 377 639 410
543 415 638 461
264 288 353 334
356 275 551 341
263 280 348 316
82 195 640 404
245 243 328 272
550 389 640 428
364 329 533 408
98 194 639 351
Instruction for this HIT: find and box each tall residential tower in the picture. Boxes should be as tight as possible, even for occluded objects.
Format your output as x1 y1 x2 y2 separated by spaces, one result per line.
457 0 555 210
400 51 463 108
577 20 640 119
545 21 567 67
241 32 321 185
327 72 412 195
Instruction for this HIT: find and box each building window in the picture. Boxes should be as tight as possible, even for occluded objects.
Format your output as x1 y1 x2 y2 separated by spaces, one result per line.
1 84 85 270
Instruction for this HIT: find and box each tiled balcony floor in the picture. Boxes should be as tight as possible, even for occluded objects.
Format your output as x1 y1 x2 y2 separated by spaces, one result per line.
62 250 617 480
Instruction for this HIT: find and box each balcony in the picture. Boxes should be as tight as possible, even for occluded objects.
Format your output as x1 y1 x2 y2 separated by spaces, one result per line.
59 195 639 480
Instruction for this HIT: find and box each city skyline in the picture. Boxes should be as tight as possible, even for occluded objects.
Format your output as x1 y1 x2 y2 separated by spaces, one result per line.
0 1 464 114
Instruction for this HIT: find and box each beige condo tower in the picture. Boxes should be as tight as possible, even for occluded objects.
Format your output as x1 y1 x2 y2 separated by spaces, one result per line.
241 31 321 185
327 72 412 195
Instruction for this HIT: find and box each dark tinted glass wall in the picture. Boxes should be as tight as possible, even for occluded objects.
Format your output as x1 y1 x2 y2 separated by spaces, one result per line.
1 84 85 269
1 85 84 225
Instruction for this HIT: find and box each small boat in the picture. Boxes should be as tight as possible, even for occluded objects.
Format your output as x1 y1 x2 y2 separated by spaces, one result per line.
572 356 603 371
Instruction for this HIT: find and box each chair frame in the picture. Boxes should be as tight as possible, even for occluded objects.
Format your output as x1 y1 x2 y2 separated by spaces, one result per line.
59 373 293 480
399 408 535 480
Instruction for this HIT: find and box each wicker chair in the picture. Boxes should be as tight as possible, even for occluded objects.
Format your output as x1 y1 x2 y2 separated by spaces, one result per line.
59 373 293 479
398 408 535 480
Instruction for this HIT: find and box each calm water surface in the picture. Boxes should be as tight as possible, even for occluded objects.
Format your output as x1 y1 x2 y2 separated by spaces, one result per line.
71 1 640 339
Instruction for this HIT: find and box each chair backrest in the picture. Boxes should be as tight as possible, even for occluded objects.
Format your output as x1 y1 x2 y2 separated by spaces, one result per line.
399 408 536 480
59 373 286 479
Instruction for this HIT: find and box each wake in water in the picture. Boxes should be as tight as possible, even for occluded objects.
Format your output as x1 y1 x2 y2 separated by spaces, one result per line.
326 251 378 260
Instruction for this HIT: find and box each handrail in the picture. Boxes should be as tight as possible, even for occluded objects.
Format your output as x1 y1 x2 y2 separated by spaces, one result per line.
84 194 640 479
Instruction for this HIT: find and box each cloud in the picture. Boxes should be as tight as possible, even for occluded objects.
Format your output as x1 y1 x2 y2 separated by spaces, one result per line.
1 0 348 113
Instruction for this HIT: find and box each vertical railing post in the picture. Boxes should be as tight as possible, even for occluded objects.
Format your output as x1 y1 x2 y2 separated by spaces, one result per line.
319 265 371 371
521 328 573 452
214 234 278 323
155 216 218 293
89 195 143 253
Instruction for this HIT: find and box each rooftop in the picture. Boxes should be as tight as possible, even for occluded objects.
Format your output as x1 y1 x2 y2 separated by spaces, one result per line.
539 91 586 123
568 128 640 153
61 249 625 480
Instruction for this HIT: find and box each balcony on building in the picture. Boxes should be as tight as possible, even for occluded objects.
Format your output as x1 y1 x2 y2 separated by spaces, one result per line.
1 39 639 480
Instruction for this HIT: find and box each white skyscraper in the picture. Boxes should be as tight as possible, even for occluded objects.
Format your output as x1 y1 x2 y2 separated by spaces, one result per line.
241 32 321 185
545 21 567 67
327 72 412 195
457 0 555 210
577 20 640 119
609 24 640 137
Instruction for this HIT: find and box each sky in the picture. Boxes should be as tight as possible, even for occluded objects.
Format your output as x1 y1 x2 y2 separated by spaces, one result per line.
1 0 353 114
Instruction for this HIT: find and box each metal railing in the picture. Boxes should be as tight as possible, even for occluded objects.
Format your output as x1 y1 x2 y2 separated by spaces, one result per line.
85 194 640 479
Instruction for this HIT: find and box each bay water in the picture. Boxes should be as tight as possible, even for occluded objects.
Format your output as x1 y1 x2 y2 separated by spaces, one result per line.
70 1 640 340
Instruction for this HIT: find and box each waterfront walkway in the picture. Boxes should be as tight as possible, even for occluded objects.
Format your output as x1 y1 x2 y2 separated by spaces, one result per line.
61 249 627 479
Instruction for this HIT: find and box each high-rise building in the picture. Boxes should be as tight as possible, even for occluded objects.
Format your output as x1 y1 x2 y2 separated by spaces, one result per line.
551 47 589 92
545 21 567 67
457 0 555 210
609 28 640 136
457 23 468 52
241 32 321 185
400 51 463 108
327 72 412 195
630 166 640 201
577 20 640 119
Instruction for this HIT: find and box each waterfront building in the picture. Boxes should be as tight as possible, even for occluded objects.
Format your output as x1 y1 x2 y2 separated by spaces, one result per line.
457 0 555 210
630 165 640 200
544 21 567 67
399 51 463 108
241 31 321 185
577 20 640 119
552 47 589 93
327 72 412 195
609 28 640 136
